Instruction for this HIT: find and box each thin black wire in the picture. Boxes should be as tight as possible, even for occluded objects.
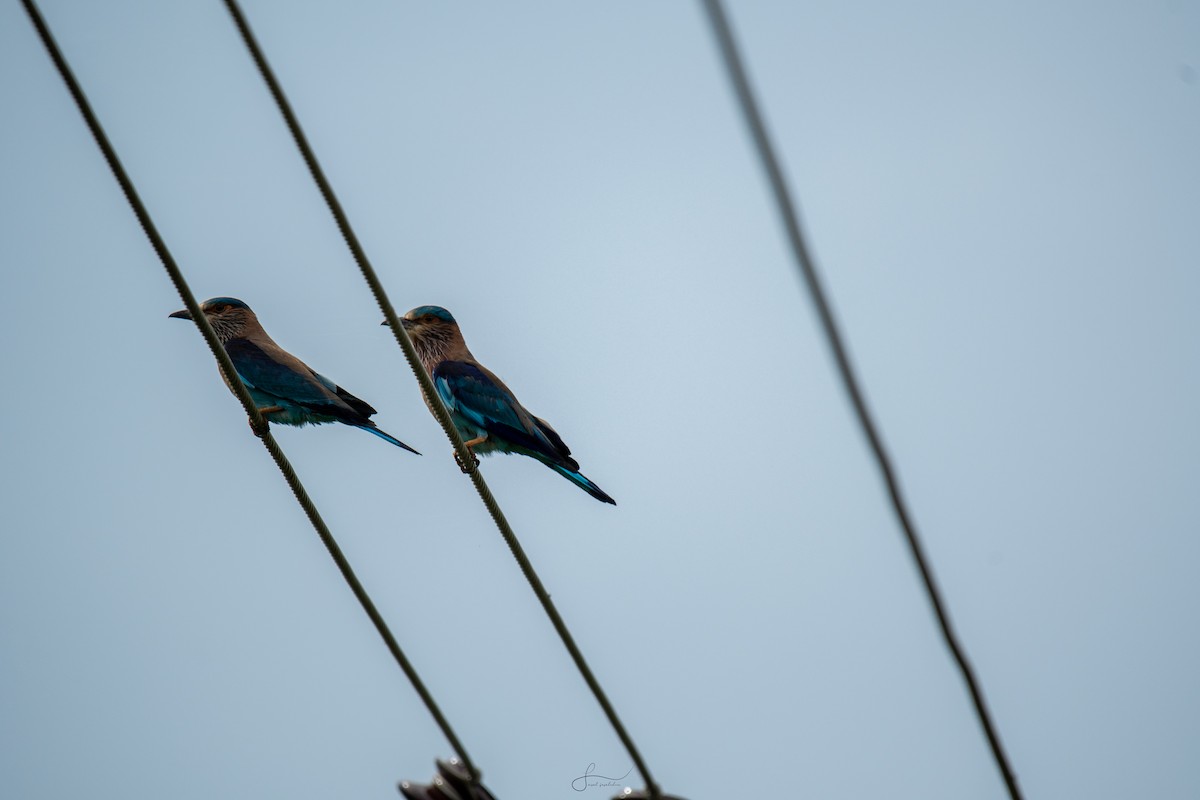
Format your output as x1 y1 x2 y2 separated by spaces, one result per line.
221 2 664 797
19 0 479 781
699 2 1023 798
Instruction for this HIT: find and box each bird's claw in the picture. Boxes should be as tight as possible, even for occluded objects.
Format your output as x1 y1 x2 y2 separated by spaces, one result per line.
249 405 282 438
249 416 270 438
454 450 480 474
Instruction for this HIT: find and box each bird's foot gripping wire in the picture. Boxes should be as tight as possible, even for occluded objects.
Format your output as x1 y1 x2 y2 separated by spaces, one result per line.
398 758 496 800
454 434 487 473
454 449 481 474
249 406 284 438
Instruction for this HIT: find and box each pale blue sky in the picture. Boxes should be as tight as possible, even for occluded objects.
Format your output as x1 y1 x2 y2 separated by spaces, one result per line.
2 2 1198 798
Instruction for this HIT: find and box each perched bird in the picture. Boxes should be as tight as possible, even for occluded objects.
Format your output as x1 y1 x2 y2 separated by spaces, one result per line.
171 297 419 454
390 305 615 504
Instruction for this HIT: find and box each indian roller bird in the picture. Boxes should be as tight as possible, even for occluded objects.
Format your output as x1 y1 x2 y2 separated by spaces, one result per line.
390 305 615 504
171 297 419 454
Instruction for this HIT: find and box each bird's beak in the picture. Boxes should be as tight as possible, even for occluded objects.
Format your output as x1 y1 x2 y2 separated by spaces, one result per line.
381 318 413 330
169 308 192 320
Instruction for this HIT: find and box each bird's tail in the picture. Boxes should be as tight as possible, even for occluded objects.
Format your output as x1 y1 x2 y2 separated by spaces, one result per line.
354 423 421 455
547 463 616 505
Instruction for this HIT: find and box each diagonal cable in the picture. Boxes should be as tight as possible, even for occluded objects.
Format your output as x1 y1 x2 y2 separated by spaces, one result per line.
698 1 1023 798
221 2 666 797
20 0 479 781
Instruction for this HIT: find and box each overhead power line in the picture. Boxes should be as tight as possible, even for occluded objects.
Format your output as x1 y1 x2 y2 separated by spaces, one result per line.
20 0 480 783
221 2 674 799
698 2 1024 798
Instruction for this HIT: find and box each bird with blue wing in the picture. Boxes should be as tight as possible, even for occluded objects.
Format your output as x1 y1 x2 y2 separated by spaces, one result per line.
389 305 615 504
171 297 419 454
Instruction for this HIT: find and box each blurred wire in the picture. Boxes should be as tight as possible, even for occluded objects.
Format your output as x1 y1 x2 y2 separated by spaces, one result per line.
221 2 669 798
698 1 1023 798
20 0 481 782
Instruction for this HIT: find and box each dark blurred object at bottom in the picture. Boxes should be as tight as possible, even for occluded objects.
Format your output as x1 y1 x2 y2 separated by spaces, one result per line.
612 790 689 800
398 758 497 800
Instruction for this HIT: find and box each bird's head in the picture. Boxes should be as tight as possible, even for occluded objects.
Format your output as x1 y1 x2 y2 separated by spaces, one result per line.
169 297 256 342
401 305 456 329
383 305 460 362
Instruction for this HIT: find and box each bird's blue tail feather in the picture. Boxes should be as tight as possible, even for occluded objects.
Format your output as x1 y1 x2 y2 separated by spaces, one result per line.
355 424 420 455
549 463 616 505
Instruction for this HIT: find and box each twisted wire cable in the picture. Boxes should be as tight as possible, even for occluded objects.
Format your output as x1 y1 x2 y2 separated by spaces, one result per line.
221 2 664 796
20 0 479 781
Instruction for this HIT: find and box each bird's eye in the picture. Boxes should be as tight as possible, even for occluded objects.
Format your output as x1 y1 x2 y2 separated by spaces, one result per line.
424 314 437 323
209 304 226 314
